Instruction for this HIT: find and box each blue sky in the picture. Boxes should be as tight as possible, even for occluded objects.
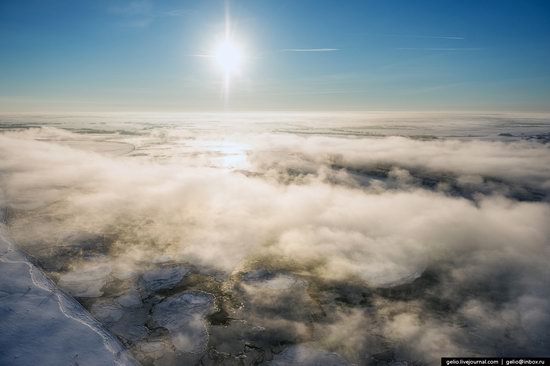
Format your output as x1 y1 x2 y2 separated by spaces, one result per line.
1 0 549 112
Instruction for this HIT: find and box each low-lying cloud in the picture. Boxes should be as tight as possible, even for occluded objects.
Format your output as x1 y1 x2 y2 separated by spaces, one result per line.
0 121 549 364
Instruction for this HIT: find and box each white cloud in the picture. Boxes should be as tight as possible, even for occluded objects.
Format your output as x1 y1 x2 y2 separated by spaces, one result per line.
1 119 549 363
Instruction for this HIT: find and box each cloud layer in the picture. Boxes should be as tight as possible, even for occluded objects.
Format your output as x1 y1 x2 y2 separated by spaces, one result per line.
0 120 549 364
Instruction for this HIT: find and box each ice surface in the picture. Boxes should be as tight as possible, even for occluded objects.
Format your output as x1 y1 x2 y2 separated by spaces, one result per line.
0 224 137 366
267 345 350 366
136 340 171 360
109 307 150 342
374 268 425 288
58 260 112 298
91 298 124 323
248 273 305 290
140 265 189 292
115 289 143 308
242 269 307 289
152 290 216 354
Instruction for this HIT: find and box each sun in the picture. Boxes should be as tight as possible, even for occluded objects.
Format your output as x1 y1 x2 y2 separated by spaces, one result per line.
203 2 248 105
209 36 246 104
212 38 243 77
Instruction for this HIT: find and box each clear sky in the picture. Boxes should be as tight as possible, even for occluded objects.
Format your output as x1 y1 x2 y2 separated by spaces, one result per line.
1 0 550 112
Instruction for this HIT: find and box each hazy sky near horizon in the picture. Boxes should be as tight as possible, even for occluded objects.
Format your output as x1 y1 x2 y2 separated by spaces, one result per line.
1 0 550 112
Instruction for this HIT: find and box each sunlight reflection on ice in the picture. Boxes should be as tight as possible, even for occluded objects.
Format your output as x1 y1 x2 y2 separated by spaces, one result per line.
184 139 250 169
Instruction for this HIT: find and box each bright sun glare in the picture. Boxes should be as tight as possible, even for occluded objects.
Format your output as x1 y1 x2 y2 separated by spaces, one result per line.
210 35 245 104
213 38 243 77
206 2 247 105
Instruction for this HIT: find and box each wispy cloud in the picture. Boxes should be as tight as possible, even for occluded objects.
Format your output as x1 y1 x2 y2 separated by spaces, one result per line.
281 48 340 52
396 47 481 51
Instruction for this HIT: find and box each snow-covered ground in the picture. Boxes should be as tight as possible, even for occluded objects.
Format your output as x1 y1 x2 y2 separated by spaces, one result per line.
0 213 137 366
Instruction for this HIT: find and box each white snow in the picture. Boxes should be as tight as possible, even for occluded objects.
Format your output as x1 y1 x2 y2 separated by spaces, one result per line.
0 223 137 366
